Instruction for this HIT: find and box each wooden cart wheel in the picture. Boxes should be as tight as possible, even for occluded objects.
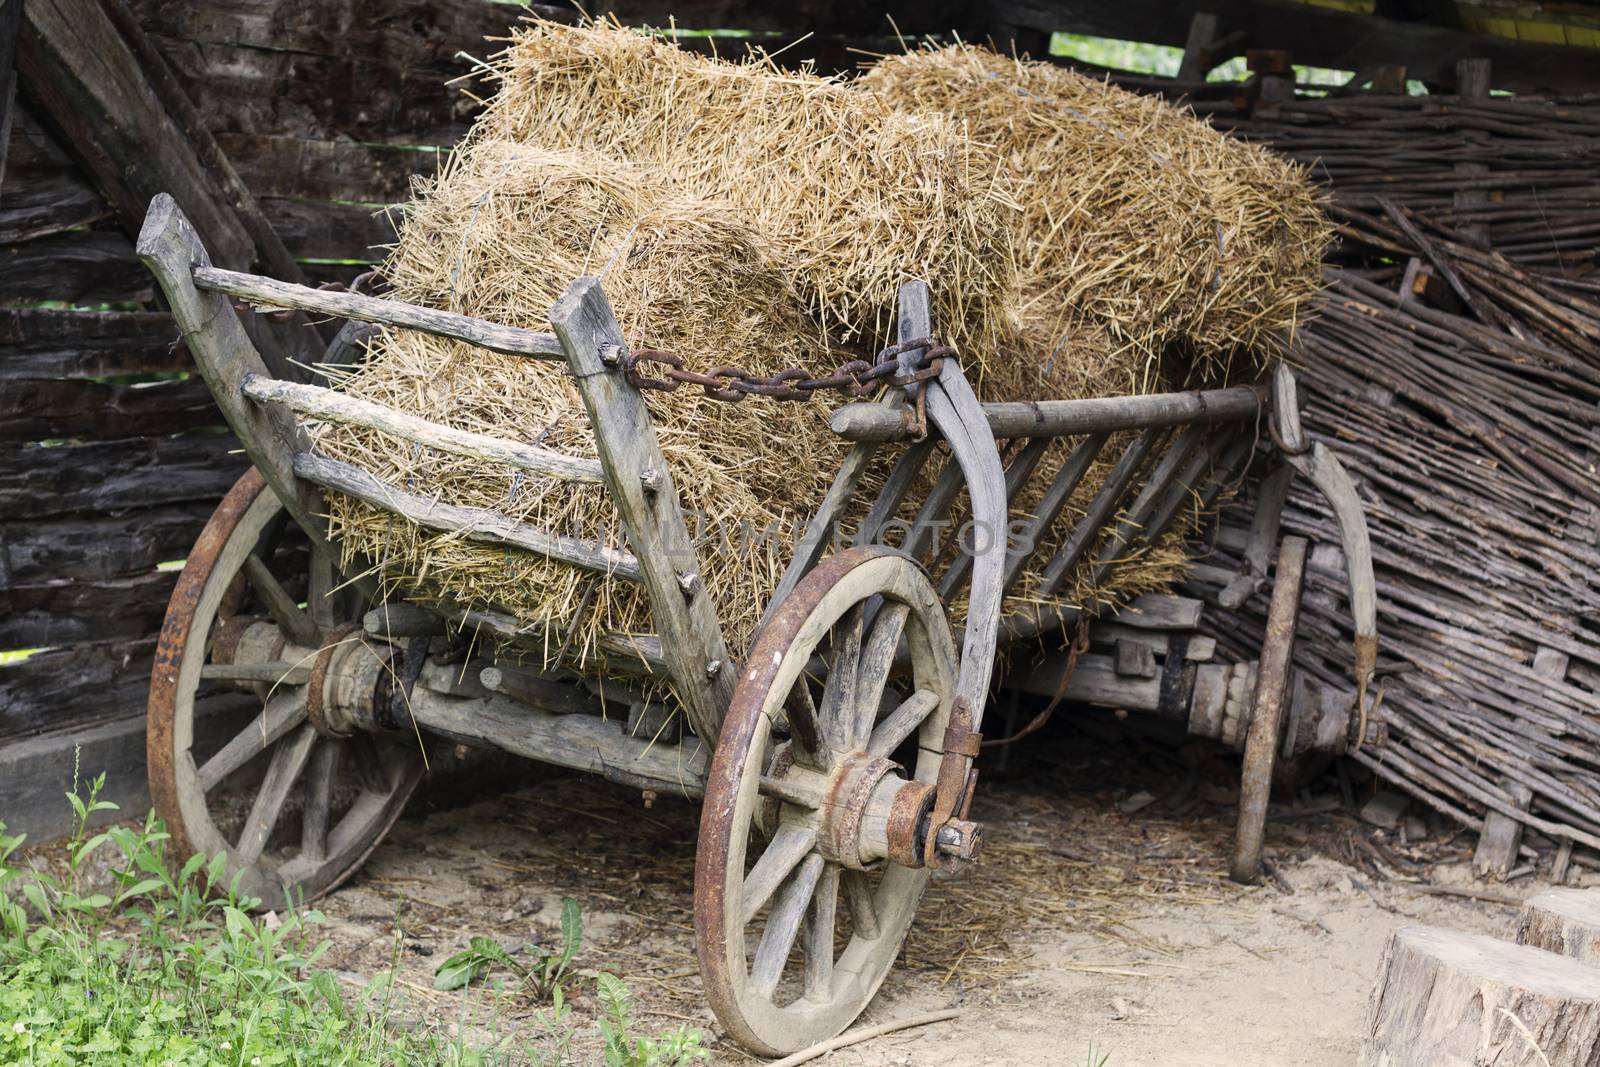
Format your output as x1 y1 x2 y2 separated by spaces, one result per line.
696 547 958 1056
147 469 425 907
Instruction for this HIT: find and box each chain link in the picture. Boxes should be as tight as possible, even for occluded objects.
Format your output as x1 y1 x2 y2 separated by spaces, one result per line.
621 336 954 403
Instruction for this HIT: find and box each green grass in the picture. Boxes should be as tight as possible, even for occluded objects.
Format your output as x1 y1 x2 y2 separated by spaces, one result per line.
0 772 708 1066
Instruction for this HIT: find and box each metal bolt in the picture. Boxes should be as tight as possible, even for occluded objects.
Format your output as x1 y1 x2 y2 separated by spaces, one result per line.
677 571 700 598
640 467 661 494
705 658 723 679
599 343 622 367
935 819 984 862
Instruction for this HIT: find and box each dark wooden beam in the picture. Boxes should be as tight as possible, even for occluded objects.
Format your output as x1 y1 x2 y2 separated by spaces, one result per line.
978 0 1600 95
0 0 22 201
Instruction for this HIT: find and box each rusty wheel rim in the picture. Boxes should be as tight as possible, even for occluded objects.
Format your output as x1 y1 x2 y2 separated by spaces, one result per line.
695 548 957 1056
147 470 424 908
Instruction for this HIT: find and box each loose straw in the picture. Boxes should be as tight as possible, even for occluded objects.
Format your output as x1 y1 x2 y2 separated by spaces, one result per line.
767 1008 961 1067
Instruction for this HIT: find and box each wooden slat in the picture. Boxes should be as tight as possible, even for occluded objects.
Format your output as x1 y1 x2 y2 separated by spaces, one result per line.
197 266 565 360
0 377 222 441
292 451 642 581
0 433 246 518
0 307 183 380
0 638 156 741
242 374 602 482
258 197 398 262
0 163 111 243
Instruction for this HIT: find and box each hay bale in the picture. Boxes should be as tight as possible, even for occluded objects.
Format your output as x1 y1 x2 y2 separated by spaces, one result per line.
860 43 1329 383
475 19 1020 361
315 142 841 655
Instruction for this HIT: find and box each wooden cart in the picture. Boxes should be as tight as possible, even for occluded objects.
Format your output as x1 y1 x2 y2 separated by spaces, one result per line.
138 194 1376 1055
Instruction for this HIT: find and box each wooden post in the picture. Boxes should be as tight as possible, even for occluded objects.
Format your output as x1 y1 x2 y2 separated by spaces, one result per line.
1516 890 1600 967
1177 13 1220 83
1475 782 1534 880
1363 926 1600 1066
135 195 329 552
0 0 21 198
549 277 736 746
1453 58 1492 247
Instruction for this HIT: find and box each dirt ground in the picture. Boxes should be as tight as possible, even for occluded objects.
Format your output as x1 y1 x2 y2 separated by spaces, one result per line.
299 724 1577 1066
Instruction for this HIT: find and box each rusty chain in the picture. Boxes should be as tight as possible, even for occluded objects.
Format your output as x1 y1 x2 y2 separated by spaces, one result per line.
620 336 954 403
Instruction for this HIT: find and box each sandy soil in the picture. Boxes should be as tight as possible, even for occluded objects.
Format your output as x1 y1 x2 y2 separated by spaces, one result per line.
298 728 1575 1066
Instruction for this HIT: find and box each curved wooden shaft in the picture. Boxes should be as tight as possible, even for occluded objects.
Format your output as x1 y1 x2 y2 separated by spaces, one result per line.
896 281 1007 731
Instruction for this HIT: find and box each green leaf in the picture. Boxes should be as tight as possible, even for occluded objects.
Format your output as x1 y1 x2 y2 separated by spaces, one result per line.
557 897 582 972
433 949 488 991
21 881 51 919
467 936 513 965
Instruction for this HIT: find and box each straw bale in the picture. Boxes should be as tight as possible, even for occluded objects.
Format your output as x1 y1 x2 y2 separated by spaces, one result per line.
861 43 1329 382
315 142 839 655
475 19 1020 361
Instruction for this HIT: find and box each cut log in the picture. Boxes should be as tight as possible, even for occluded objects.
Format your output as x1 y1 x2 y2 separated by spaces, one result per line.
1516 890 1600 968
1362 926 1600 1067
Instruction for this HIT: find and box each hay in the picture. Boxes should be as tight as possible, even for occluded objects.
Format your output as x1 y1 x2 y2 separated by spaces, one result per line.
861 43 1329 382
312 22 1325 670
474 19 1020 361
317 141 839 653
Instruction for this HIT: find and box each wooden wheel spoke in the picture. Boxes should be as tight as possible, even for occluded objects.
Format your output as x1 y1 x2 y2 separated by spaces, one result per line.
198 690 308 792
802 863 840 1001
853 602 909 747
867 689 941 759
243 553 319 647
300 740 340 862
818 605 864 753
236 723 318 863
200 661 312 686
741 824 819 926
841 869 880 941
306 544 340 631
750 854 824 1000
783 679 829 771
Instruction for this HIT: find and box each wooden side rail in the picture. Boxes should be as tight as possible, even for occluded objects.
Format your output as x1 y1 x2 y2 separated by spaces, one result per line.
241 374 605 484
829 384 1264 442
291 452 643 582
193 265 566 360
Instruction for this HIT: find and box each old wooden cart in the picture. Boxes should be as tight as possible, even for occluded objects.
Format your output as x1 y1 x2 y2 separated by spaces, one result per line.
138 194 1376 1055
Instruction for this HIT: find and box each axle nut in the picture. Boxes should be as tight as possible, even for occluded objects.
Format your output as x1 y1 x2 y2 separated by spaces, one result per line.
935 819 983 863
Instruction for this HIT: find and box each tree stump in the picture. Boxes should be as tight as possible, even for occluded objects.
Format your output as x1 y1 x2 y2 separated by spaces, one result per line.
1517 889 1600 967
1362 926 1600 1066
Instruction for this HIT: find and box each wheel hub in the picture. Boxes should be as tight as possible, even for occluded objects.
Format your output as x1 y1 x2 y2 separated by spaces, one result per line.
213 618 397 736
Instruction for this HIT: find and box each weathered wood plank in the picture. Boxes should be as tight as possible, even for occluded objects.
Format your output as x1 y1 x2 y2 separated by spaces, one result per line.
830 386 1263 443
0 162 112 243
0 434 246 518
199 268 564 360
0 570 177 647
0 695 257 840
0 377 222 441
257 197 398 262
0 307 184 379
0 229 154 306
214 133 442 203
243 375 600 481
0 639 157 741
0 504 214 585
293 450 641 581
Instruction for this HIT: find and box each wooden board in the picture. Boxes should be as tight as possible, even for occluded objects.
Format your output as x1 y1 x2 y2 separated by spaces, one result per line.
0 307 186 379
0 503 215 584
0 229 154 306
0 639 161 741
0 570 177 646
0 376 222 441
0 434 246 519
